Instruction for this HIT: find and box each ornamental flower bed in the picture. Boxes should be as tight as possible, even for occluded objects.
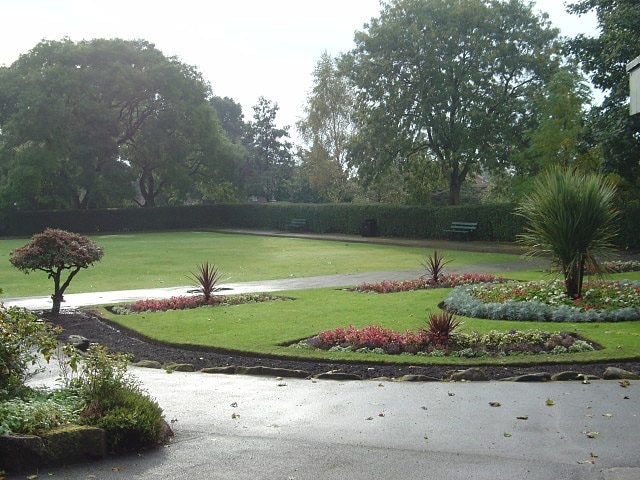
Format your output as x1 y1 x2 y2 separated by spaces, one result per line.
352 273 508 294
443 279 640 322
293 324 594 357
110 293 286 314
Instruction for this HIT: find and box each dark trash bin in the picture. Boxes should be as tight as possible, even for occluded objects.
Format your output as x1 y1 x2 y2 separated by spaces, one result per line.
361 218 377 237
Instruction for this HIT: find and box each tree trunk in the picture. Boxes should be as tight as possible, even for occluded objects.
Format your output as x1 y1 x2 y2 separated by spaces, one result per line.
564 257 585 299
138 171 156 207
448 167 463 205
51 274 62 314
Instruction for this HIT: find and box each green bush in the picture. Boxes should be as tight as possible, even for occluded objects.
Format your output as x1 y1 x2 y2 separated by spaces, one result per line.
88 386 164 452
4 201 639 248
0 305 59 399
66 344 165 452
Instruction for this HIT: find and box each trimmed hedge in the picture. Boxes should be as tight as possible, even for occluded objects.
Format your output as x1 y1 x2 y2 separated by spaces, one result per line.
2 202 638 248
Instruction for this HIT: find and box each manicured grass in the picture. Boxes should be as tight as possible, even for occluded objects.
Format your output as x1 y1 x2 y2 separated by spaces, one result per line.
1 231 523 297
100 270 640 367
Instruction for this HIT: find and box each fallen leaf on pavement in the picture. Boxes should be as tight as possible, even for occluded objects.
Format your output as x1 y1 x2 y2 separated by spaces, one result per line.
516 416 529 420
489 402 501 407
545 399 555 406
585 431 599 438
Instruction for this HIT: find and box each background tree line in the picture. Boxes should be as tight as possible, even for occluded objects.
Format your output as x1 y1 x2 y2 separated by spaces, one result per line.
0 0 638 211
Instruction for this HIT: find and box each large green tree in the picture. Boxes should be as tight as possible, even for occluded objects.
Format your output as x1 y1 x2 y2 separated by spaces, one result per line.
297 52 357 202
343 0 560 205
242 97 293 201
565 0 640 200
0 38 233 209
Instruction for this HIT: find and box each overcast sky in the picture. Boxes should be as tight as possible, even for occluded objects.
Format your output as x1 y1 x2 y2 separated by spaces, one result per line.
0 0 598 136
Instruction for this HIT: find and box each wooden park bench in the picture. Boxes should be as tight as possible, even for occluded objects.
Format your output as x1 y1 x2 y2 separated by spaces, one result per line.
443 221 477 240
285 218 308 231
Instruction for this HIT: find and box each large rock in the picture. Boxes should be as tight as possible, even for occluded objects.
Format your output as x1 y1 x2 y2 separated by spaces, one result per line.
397 374 440 382
314 372 363 381
0 425 106 473
67 334 90 351
163 362 195 372
603 367 640 380
501 372 551 382
450 368 488 382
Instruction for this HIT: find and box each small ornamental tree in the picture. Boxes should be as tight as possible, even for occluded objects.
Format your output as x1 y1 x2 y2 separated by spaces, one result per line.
516 168 619 299
9 229 104 314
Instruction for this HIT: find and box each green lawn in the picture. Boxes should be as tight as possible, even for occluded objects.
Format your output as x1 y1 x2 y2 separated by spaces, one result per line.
4 230 638 366
100 270 640 367
1 231 522 297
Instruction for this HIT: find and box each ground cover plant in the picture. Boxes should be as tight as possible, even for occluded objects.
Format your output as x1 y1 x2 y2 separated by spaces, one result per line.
444 278 640 322
0 231 522 298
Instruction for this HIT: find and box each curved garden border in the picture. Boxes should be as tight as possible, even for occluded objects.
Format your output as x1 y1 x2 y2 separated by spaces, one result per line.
442 285 640 322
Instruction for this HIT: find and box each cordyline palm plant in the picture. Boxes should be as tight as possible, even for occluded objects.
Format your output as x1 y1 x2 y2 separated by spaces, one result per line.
189 262 222 301
421 250 452 283
516 167 619 299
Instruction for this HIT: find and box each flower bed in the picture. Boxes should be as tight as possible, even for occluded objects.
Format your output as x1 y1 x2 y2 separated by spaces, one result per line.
110 293 287 314
291 324 594 357
443 279 640 322
352 273 508 293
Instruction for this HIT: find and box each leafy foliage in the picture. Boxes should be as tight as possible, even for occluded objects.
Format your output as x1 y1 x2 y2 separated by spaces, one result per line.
566 0 640 200
344 0 560 204
0 305 60 399
9 229 104 314
65 344 165 452
0 38 237 210
0 388 83 435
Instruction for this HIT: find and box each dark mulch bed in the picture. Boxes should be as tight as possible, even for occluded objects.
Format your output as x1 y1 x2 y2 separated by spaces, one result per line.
44 309 640 381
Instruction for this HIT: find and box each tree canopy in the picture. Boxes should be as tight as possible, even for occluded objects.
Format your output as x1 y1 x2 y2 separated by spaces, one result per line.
343 0 560 205
0 38 238 209
565 0 640 200
9 228 104 314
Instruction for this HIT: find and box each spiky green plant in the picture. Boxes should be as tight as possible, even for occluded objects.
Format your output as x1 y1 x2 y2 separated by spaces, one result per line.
189 262 222 301
516 167 619 299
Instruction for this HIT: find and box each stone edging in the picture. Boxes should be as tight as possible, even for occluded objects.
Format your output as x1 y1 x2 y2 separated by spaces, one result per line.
135 361 640 383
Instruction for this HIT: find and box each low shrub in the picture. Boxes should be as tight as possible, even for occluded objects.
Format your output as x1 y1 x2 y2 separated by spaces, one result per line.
0 305 60 399
65 344 166 452
88 386 165 452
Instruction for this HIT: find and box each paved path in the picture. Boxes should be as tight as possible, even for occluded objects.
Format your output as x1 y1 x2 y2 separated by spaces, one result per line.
18 363 640 480
3 260 543 311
